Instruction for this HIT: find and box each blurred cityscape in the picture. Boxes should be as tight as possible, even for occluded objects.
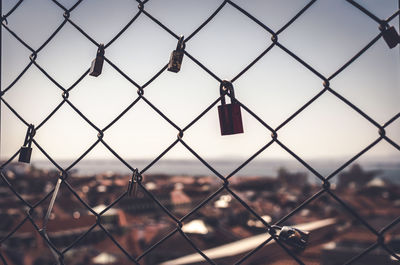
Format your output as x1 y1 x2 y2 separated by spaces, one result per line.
1 162 400 265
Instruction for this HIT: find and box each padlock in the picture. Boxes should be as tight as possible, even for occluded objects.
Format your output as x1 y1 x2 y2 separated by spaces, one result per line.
89 44 105 77
272 225 309 250
380 25 399 49
128 169 141 198
18 125 35 163
168 35 185 73
218 81 244 135
18 146 32 163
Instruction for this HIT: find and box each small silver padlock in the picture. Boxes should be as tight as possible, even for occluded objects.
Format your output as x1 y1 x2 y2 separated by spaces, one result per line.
89 44 105 77
168 35 185 73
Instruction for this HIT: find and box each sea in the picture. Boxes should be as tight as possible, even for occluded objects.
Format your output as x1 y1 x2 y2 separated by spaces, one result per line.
30 157 400 184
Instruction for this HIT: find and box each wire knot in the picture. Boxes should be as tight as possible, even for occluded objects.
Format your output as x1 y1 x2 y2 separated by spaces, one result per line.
62 91 69 99
377 234 385 245
1 16 8 25
378 20 389 31
138 2 144 11
25 207 34 217
29 52 38 61
97 131 104 139
322 180 330 190
223 178 229 187
176 221 183 229
60 171 67 181
271 34 278 43
96 215 102 225
63 11 70 19
271 131 278 140
379 127 386 137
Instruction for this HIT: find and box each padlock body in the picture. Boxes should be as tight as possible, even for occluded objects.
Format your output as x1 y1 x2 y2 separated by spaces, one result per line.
168 50 184 73
382 26 399 49
18 146 32 163
89 55 104 77
218 103 244 135
279 226 309 250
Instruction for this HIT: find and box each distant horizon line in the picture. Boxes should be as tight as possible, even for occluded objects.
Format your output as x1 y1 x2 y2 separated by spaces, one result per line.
18 155 400 163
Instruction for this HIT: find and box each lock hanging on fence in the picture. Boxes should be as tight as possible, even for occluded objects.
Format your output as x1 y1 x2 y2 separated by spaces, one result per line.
271 225 309 251
89 44 105 77
19 124 35 163
379 24 400 49
128 169 142 198
218 81 244 136
168 35 185 73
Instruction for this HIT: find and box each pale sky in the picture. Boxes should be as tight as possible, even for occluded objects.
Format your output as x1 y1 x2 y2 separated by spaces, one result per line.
1 0 399 166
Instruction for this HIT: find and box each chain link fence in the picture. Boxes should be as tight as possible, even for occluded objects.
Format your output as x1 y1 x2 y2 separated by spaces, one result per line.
1 0 400 264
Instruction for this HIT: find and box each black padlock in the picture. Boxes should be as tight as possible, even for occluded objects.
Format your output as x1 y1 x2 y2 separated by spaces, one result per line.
89 44 105 77
380 25 399 49
168 35 185 73
218 81 244 136
18 125 35 163
272 225 309 251
19 146 32 163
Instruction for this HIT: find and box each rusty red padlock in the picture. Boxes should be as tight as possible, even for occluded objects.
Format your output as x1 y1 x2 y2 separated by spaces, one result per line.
218 81 244 136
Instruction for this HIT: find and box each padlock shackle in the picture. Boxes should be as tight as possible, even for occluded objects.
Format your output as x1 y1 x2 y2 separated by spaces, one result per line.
27 125 35 148
23 129 30 147
176 35 185 51
23 124 35 147
378 20 391 31
97 43 105 57
219 80 235 105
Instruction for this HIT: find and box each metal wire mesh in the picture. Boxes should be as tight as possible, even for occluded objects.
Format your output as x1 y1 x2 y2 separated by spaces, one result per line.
0 0 400 264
